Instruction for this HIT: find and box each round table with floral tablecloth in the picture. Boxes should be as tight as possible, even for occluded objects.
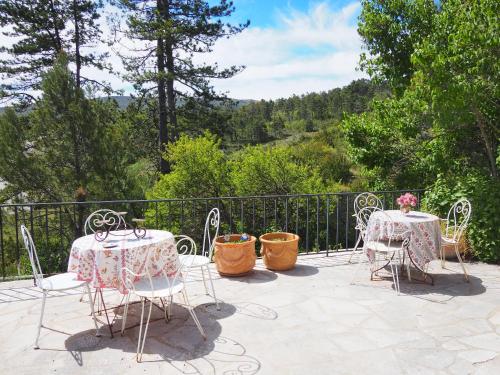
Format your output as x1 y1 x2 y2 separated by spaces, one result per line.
364 210 442 281
68 229 179 294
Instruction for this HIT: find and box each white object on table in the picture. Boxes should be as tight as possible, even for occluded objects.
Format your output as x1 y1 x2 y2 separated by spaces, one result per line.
68 229 179 294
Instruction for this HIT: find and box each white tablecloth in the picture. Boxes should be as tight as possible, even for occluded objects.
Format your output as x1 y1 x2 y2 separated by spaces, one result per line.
68 230 179 294
364 210 442 268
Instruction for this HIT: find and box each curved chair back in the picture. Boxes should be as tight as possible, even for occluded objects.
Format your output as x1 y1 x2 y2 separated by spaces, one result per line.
121 235 197 299
444 199 471 242
355 205 384 241
354 193 383 214
357 207 394 244
84 209 126 235
20 225 44 288
202 208 220 259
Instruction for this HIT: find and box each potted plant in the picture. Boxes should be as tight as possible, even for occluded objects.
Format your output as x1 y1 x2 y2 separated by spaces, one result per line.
259 231 300 271
214 234 256 276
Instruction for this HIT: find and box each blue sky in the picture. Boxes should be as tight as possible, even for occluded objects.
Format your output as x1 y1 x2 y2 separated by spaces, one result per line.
199 0 365 99
0 1 365 100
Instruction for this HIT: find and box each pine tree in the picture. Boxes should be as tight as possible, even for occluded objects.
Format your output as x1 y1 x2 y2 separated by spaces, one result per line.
114 0 249 173
0 0 109 105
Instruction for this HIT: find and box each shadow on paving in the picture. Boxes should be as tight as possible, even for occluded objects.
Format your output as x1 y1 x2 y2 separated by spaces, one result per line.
61 301 262 374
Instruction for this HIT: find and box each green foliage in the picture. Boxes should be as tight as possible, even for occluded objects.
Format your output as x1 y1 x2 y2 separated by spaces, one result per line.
422 172 500 263
148 132 231 201
358 0 438 94
0 0 108 103
0 54 141 203
230 145 325 196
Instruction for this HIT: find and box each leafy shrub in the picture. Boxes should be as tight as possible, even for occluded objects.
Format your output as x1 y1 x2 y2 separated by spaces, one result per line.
422 172 500 263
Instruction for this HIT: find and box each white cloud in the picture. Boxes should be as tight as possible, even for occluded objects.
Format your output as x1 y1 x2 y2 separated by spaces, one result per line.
0 1 366 100
198 1 366 99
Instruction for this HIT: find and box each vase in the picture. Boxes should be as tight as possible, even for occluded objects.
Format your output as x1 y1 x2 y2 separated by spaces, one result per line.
400 205 411 214
259 232 300 271
214 235 256 276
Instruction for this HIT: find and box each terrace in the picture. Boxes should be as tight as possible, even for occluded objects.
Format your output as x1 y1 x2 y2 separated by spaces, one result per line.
0 192 499 374
1 253 499 375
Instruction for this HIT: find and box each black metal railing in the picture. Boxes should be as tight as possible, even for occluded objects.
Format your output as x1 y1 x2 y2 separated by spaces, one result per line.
0 189 425 279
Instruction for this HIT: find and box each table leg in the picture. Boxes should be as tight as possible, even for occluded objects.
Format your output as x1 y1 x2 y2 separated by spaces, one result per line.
406 250 434 285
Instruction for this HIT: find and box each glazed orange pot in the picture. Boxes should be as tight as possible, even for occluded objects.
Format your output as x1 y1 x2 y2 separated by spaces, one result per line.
214 235 256 276
259 232 299 271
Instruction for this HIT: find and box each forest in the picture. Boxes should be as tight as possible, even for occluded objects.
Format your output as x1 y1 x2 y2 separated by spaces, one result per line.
0 0 498 265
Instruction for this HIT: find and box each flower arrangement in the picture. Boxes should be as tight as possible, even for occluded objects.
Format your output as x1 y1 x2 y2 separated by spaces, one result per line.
397 193 417 214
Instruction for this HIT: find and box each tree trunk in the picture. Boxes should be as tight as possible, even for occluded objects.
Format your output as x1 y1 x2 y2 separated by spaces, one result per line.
164 1 178 142
72 0 82 89
157 0 169 174
475 107 498 178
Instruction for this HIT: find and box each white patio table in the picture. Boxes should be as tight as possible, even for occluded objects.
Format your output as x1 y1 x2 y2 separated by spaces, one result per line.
68 229 179 294
67 229 179 336
364 210 442 284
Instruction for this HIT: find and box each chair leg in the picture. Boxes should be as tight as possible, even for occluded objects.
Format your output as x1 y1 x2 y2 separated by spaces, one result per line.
136 298 145 362
85 284 100 337
348 235 362 263
168 295 173 320
441 244 446 269
34 291 47 349
182 289 206 340
138 299 153 363
389 260 400 295
454 243 469 282
206 265 220 310
121 293 131 335
200 266 209 295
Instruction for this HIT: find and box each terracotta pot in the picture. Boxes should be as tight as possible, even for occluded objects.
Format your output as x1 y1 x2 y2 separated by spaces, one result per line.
214 235 256 276
259 232 299 271
442 238 468 259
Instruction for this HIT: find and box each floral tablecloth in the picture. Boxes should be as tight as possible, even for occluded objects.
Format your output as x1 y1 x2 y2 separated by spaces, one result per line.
364 210 442 269
68 229 178 294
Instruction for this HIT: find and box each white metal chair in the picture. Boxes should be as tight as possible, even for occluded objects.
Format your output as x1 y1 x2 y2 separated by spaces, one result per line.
20 225 100 349
81 209 126 329
121 235 206 362
351 208 411 295
179 208 220 310
348 193 384 263
84 209 126 235
440 198 471 281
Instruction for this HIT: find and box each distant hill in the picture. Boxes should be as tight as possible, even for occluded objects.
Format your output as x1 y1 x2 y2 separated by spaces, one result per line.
0 95 255 113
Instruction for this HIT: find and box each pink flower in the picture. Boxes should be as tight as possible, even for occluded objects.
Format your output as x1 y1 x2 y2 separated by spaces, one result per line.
397 193 418 207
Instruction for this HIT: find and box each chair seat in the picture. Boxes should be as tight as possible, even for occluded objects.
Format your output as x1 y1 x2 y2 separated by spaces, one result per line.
179 254 210 267
441 236 458 245
366 240 404 253
39 272 88 291
132 276 184 299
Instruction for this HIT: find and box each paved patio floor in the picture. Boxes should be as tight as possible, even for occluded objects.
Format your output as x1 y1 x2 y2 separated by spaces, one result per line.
0 252 499 375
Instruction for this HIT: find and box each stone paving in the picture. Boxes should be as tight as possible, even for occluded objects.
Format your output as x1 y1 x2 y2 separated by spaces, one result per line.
0 252 499 375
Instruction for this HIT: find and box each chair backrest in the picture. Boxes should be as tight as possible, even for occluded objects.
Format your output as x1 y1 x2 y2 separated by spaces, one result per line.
122 235 196 299
354 193 383 214
84 209 126 235
202 208 220 259
356 207 392 243
444 198 472 241
20 225 44 288
355 203 383 238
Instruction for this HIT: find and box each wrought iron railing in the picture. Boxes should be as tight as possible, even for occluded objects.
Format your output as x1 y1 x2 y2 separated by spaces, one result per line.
0 189 425 279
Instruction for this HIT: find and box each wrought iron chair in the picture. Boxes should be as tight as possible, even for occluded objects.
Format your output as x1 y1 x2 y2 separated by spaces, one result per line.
440 198 471 281
179 208 220 310
121 235 205 362
348 193 384 263
84 209 126 235
351 208 411 295
81 208 127 334
20 225 100 349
